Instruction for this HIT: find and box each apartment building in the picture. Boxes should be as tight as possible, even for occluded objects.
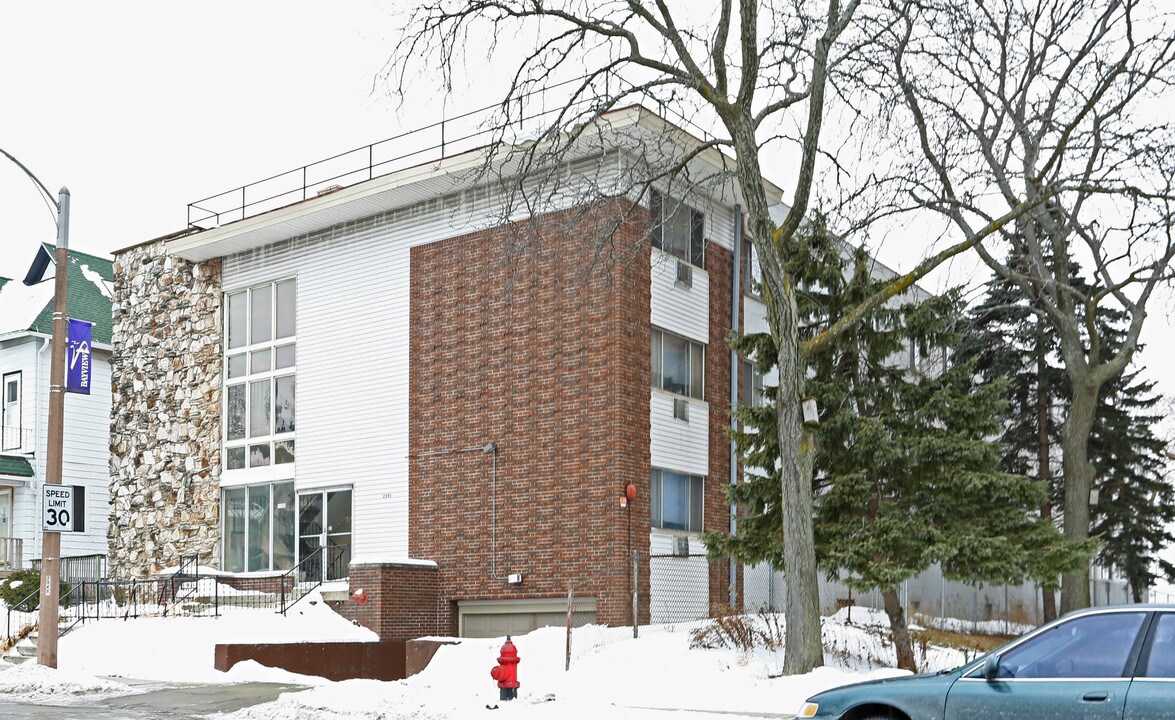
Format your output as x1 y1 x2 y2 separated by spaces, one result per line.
108 106 782 639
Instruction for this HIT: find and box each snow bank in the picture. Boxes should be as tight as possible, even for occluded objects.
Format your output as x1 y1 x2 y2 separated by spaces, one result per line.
56 589 376 683
0 662 137 703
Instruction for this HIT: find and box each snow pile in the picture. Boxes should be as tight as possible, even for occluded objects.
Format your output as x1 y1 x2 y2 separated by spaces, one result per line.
55 589 375 683
224 616 928 720
0 661 137 702
2 593 1000 719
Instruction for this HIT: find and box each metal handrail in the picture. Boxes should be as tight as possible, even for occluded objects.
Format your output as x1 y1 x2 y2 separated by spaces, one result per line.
277 544 349 615
4 587 38 641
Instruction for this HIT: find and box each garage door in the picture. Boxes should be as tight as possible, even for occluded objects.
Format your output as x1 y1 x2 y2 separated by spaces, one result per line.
459 599 597 638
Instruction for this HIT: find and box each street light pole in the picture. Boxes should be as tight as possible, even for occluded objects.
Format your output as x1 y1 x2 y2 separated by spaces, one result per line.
36 187 70 668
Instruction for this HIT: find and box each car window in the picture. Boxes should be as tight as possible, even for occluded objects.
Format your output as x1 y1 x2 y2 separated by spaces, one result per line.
996 612 1146 679
1142 613 1175 678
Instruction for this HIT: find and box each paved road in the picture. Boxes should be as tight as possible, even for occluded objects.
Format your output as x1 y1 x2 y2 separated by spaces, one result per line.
0 680 304 719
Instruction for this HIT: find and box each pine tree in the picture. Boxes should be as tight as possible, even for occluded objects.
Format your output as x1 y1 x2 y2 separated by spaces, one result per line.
1088 322 1175 601
956 255 1069 621
962 256 1175 607
707 216 1084 671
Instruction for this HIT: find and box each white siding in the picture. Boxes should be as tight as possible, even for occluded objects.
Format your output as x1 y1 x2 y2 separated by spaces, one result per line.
1 339 110 562
703 201 738 253
649 391 708 476
650 249 709 344
744 296 769 336
221 186 557 559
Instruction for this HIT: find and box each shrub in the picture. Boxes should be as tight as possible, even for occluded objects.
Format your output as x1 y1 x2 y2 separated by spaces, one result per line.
1 570 42 612
0 570 76 612
689 605 786 652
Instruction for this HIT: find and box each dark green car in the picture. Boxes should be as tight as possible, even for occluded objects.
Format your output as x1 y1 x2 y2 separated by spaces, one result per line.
798 605 1175 719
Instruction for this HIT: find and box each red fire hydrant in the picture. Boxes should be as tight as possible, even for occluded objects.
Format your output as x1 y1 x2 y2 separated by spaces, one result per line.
490 636 520 701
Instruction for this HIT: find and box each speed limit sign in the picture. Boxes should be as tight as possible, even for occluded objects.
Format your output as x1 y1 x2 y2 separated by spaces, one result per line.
42 485 85 533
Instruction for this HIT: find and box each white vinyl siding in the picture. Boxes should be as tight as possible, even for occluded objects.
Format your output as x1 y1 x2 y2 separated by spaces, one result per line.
4 341 112 560
649 391 708 476
222 184 564 558
650 249 709 344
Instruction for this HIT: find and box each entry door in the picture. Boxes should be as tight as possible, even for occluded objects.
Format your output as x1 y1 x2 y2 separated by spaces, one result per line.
297 489 352 582
0 488 11 566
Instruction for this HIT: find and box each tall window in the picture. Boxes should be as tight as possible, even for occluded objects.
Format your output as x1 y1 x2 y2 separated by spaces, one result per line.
224 279 296 471
741 239 763 296
739 359 765 408
1 373 19 451
651 469 704 532
222 481 296 573
650 189 705 268
651 328 704 400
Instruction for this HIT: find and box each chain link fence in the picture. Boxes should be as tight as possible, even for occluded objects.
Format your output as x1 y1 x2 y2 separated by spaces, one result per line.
560 552 1141 668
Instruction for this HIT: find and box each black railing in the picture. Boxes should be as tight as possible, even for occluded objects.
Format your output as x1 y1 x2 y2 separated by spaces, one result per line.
185 72 720 231
31 554 107 583
278 544 349 615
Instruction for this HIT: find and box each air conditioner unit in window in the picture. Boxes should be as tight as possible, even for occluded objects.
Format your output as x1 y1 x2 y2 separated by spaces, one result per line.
673 535 690 556
673 397 690 421
675 259 693 288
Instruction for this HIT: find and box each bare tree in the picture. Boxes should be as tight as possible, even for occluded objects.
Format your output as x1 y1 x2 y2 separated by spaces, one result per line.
884 0 1175 612
386 1 1046 672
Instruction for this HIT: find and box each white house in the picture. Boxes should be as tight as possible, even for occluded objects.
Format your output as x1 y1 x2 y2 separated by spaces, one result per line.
0 244 112 578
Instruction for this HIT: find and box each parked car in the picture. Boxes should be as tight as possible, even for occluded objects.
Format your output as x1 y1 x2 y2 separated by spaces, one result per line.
798 604 1175 719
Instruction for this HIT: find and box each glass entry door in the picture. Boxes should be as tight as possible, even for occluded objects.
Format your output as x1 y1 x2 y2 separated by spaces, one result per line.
297 488 352 582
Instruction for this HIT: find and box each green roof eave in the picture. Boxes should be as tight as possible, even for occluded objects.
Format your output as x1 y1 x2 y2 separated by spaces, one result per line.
0 455 34 478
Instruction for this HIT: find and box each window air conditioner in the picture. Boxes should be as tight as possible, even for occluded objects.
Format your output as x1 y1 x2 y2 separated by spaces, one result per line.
674 535 690 556
675 259 693 288
673 397 690 422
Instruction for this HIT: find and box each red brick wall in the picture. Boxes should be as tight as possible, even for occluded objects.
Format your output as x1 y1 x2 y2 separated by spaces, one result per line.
408 202 652 633
705 243 735 612
340 562 440 640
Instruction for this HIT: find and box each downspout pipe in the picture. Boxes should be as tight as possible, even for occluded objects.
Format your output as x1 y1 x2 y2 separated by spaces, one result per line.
729 206 742 607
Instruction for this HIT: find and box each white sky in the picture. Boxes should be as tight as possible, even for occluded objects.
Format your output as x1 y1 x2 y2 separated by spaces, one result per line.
1 2 1172 433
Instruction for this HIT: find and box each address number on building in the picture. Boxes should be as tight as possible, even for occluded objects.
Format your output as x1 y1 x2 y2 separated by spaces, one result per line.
42 485 86 533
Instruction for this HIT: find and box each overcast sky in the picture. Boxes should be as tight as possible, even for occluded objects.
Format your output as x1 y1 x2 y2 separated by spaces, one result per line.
2 1 1173 419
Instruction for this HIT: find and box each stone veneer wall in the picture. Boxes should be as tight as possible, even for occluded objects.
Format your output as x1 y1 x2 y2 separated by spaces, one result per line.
108 238 223 579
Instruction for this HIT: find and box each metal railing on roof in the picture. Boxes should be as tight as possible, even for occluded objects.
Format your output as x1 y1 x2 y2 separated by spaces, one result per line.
186 73 720 231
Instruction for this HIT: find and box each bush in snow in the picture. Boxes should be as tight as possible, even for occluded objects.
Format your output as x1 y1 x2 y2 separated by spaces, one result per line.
689 606 785 652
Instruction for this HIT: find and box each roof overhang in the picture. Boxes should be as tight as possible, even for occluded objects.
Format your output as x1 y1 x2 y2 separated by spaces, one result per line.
166 106 784 263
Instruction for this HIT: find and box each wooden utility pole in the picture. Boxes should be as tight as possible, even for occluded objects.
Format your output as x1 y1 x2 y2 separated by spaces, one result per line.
37 187 70 668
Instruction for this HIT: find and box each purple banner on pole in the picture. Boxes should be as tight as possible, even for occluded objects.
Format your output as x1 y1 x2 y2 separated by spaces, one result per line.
66 318 93 395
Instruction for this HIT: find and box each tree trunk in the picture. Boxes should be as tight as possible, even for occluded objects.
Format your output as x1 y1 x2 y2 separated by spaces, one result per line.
775 280 825 674
1037 350 1057 623
882 587 917 672
1059 379 1099 613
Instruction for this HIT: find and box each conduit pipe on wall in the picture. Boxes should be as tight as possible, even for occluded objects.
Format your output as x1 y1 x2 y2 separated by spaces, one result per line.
413 441 503 580
729 206 742 607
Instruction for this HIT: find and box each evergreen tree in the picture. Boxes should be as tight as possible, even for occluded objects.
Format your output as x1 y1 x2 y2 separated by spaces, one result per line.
707 217 1085 671
1088 334 1175 601
961 257 1175 607
956 255 1069 620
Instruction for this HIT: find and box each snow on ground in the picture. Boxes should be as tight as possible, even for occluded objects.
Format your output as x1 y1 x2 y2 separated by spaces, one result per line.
1 592 992 718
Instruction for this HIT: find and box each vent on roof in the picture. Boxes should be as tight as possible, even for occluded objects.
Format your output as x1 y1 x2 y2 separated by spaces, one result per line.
316 184 345 196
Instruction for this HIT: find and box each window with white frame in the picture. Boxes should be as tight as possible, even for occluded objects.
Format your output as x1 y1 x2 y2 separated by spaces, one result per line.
222 481 296 573
650 469 704 532
739 359 766 408
651 328 704 400
741 238 763 296
650 189 705 268
224 279 296 471
2 373 20 451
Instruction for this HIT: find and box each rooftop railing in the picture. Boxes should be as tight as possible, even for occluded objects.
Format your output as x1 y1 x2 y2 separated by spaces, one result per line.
186 73 719 231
